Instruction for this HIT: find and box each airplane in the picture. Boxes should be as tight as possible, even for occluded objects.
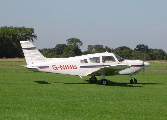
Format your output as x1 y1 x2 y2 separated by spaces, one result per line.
20 41 150 85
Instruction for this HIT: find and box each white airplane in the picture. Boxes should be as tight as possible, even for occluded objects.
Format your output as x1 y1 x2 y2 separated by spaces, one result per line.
20 41 150 85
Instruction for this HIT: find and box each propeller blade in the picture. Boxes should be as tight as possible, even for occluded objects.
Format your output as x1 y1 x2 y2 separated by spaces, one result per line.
142 50 146 72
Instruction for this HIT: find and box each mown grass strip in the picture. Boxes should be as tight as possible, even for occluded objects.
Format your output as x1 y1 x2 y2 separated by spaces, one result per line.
0 61 26 68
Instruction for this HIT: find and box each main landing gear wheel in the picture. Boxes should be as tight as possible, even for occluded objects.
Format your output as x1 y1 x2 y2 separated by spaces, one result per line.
101 79 108 85
130 76 137 84
89 76 97 84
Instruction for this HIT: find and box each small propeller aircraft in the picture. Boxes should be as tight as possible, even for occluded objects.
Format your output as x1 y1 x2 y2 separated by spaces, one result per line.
20 41 150 85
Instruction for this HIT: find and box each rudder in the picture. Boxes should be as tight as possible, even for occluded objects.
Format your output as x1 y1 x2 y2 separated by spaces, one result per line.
20 41 46 65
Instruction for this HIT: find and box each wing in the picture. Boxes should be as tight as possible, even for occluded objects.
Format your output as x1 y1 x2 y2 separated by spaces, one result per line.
88 64 130 76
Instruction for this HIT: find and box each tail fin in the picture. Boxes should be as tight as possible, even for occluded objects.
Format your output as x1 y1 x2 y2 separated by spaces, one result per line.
20 41 46 65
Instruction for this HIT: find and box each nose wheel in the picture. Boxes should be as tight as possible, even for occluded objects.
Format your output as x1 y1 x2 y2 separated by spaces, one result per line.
130 76 137 84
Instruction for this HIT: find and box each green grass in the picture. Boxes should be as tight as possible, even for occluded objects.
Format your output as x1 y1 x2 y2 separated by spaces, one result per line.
145 62 167 70
0 61 26 67
0 68 167 119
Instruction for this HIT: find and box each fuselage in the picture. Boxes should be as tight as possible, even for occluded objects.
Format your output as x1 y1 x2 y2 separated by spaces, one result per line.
26 52 150 76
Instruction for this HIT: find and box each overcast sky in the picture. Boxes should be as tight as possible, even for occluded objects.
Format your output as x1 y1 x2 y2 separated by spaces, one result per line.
0 0 167 52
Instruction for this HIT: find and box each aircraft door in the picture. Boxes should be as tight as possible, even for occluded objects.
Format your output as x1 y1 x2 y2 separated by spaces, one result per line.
79 58 89 76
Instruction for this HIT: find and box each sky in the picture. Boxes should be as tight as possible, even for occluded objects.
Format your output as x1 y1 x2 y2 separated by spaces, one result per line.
0 0 167 52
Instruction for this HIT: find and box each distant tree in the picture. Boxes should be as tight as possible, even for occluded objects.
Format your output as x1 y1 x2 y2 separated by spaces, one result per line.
146 50 155 60
131 51 144 60
0 26 37 58
39 48 54 58
154 49 166 60
62 38 83 57
62 45 82 57
86 45 94 54
54 44 67 55
93 45 105 53
83 45 112 54
104 46 112 52
38 38 167 60
66 38 83 48
39 48 49 57
82 51 91 55
131 44 149 60
39 38 83 58
134 44 148 53
113 46 132 59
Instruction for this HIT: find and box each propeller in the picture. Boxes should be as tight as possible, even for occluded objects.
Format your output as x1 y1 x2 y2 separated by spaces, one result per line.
142 47 146 72
142 47 150 72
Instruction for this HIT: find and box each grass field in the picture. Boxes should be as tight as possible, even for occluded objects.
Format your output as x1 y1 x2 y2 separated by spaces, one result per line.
145 61 167 70
0 58 25 68
0 60 167 119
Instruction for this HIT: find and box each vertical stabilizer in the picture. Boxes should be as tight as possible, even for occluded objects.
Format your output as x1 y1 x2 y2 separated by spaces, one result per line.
20 41 46 65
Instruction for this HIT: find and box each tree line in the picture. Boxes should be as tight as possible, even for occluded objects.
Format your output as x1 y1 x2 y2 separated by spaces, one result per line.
39 41 167 60
0 26 166 60
0 26 37 58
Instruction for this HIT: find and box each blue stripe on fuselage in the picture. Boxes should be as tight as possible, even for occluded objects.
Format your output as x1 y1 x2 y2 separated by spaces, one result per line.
80 65 110 68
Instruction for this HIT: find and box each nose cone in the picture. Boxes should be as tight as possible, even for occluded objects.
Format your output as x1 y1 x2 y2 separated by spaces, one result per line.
144 62 150 67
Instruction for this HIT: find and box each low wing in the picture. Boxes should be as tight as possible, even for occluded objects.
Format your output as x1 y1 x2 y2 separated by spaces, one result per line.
88 64 130 76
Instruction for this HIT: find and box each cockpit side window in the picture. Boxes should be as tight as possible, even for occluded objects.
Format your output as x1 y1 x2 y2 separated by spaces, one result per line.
80 59 88 63
89 57 100 63
102 56 116 63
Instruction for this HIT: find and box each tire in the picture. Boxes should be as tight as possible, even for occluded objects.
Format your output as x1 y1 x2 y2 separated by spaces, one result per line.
89 77 97 83
130 79 137 84
101 79 108 85
134 79 137 84
130 79 133 84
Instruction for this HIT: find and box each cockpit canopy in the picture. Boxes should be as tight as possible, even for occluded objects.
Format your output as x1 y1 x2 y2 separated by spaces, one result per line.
80 53 124 64
102 56 116 63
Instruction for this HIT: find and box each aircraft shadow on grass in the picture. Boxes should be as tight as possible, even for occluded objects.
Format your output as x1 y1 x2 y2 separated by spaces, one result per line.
34 80 159 87
34 81 51 84
84 80 143 87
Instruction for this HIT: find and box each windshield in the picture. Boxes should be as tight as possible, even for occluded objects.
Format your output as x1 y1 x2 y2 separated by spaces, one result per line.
102 56 116 63
114 54 124 62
